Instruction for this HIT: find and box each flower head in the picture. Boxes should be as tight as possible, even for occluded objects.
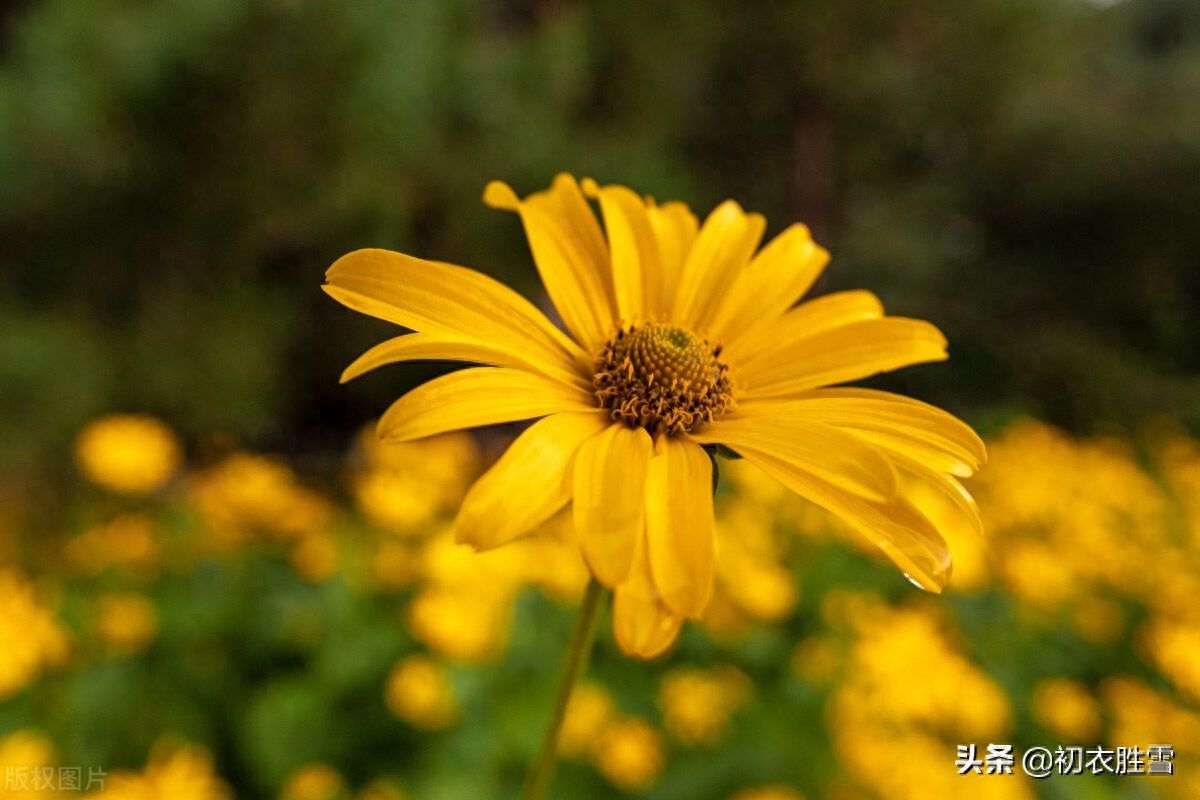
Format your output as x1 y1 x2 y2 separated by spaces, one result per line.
325 175 985 657
75 414 181 494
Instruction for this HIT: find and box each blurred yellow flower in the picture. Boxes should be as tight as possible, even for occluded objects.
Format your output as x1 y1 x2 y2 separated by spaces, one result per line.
0 730 62 799
1139 616 1200 703
658 664 750 747
976 420 1171 613
88 740 231 800
406 587 508 663
0 571 68 698
352 430 480 535
65 514 160 578
356 778 407 800
730 787 806 800
280 764 347 800
709 501 797 634
75 414 181 494
190 452 332 546
791 636 840 685
384 655 458 730
93 593 157 656
825 596 1027 800
1102 677 1200 759
1031 678 1100 741
593 717 664 791
290 532 340 582
558 682 615 758
326 175 984 658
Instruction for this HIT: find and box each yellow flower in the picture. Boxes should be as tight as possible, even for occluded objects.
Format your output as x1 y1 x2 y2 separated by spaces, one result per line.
0 730 61 799
356 779 407 800
1031 679 1100 741
89 740 231 800
383 655 458 730
730 788 807 800
189 452 332 546
558 682 616 758
592 717 664 791
93 593 157 656
325 175 985 657
65 514 160 578
658 664 750 747
280 764 347 800
0 571 68 698
290 532 340 582
75 414 182 494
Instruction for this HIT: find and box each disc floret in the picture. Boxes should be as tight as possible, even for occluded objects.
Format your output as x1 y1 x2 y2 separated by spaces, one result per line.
593 323 734 435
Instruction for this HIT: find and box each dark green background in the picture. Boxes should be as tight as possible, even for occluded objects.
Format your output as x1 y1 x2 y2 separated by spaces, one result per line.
2 0 1199 471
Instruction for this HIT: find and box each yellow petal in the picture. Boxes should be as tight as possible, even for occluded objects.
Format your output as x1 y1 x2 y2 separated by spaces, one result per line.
324 249 584 370
736 448 951 592
644 436 714 619
612 527 684 658
709 224 830 342
573 423 654 587
377 367 595 442
736 389 986 476
670 201 765 332
456 411 610 550
897 456 984 537
691 416 897 501
341 332 588 390
725 289 884 364
582 180 662 323
645 200 698 315
485 175 615 351
737 317 949 397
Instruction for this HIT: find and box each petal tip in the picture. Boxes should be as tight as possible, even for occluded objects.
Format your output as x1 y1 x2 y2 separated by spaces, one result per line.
483 180 520 210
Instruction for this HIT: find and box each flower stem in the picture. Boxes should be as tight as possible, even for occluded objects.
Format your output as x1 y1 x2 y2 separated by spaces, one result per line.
518 578 605 800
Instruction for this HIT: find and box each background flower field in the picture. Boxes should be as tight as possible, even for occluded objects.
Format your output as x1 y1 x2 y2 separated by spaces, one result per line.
2 1 1199 799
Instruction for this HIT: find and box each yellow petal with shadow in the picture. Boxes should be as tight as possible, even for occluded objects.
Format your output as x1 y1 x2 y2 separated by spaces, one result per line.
645 200 698 316
691 416 896 502
724 289 884 364
732 448 951 592
644 436 714 619
670 201 765 332
709 224 830 342
583 179 662 324
456 411 610 551
341 332 588 390
377 367 595 443
613 526 684 658
573 423 654 587
736 389 985 477
485 176 615 351
736 318 948 397
325 248 584 368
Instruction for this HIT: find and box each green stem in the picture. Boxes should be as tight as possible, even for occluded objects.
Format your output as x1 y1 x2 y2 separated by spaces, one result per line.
518 578 605 800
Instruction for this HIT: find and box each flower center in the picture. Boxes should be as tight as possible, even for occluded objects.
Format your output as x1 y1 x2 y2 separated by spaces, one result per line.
593 323 734 435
